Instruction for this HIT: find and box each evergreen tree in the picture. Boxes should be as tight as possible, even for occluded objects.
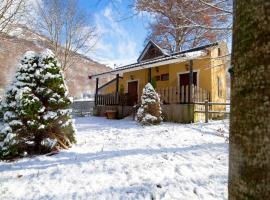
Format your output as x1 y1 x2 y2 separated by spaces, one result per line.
0 50 76 159
137 83 162 125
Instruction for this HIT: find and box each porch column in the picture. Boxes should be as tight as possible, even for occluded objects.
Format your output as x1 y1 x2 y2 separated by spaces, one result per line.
148 68 152 83
115 74 119 94
188 60 193 103
95 77 99 106
115 74 119 104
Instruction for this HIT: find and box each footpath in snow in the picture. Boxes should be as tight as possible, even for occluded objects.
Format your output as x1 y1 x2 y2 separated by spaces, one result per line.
0 116 229 200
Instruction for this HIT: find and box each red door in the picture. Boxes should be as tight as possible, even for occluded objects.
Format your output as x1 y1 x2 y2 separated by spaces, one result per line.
127 81 138 105
179 72 197 102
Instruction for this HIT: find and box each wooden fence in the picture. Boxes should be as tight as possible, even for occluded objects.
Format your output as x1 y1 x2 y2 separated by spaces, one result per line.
72 100 94 116
156 85 210 104
194 100 230 123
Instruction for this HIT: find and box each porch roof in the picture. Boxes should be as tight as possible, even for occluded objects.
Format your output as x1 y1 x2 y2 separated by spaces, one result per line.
89 42 218 79
98 76 123 90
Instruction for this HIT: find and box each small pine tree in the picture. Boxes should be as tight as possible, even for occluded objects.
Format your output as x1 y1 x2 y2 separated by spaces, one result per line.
0 50 76 159
137 83 162 125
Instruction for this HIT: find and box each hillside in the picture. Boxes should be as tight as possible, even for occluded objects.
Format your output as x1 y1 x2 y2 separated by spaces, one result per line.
0 25 111 98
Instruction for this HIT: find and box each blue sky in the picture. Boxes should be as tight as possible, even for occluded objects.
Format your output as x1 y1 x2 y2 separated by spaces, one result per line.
79 0 150 68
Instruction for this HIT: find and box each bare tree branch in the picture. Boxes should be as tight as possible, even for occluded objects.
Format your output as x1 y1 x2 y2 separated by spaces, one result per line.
197 0 232 14
134 0 232 51
0 0 27 33
35 0 98 72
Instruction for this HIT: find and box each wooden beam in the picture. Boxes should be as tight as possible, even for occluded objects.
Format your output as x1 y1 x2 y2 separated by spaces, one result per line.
188 60 193 103
95 78 99 106
115 74 119 104
205 100 209 123
116 74 119 94
148 68 152 83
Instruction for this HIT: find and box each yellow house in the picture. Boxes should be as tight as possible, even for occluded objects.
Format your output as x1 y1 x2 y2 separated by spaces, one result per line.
89 40 228 122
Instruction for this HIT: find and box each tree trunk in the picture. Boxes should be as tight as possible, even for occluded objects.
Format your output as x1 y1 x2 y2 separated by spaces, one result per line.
229 0 270 199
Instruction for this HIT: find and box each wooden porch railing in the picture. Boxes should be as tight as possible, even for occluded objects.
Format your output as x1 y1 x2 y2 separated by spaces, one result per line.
95 93 134 106
95 85 210 106
95 93 119 105
156 85 210 104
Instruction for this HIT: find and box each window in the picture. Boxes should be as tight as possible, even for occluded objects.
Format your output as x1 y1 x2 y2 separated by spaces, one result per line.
155 75 160 81
161 73 169 81
217 76 222 97
218 48 221 56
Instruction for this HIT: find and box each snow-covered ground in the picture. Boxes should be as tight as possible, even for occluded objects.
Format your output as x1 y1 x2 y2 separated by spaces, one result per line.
0 117 229 200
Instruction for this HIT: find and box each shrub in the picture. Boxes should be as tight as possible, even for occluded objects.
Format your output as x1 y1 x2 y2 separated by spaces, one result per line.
136 83 162 125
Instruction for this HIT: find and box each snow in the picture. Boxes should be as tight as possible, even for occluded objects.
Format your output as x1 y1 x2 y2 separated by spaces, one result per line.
41 138 57 149
8 27 24 37
41 49 55 59
0 117 229 200
43 111 58 120
22 51 37 60
184 50 207 59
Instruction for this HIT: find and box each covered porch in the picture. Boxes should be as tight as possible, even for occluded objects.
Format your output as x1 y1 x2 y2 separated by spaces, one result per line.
90 59 210 107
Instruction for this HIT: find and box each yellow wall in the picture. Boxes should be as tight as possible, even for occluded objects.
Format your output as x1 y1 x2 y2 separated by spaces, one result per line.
119 56 212 97
168 57 212 91
210 45 227 102
123 69 148 96
209 44 228 114
99 78 124 94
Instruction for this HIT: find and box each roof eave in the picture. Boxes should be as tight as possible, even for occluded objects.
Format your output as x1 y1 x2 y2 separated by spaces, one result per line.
89 42 219 79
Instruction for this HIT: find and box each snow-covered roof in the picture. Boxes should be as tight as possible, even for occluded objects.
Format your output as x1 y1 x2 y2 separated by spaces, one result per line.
89 42 218 79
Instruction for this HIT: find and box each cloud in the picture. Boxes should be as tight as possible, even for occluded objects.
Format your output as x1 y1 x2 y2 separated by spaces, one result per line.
88 4 139 68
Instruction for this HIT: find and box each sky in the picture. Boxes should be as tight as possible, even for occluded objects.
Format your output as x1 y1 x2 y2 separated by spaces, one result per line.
79 0 151 68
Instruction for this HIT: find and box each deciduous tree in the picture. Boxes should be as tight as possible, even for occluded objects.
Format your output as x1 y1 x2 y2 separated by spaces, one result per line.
135 0 232 52
36 0 97 71
229 0 270 199
0 0 26 33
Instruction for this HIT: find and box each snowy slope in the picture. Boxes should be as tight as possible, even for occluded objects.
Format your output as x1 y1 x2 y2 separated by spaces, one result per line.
0 117 229 200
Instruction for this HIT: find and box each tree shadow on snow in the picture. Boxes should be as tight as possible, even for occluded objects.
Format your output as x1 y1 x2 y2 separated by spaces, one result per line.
0 142 226 173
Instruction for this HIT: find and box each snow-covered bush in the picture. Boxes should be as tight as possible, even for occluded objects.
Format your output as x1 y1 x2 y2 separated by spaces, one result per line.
0 50 76 160
136 83 162 125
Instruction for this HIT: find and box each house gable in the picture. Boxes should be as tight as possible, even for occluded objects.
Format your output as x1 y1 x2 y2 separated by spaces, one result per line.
137 40 167 62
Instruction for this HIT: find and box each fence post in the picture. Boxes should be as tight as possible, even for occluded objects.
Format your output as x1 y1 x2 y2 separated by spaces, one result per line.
205 100 209 123
95 78 99 106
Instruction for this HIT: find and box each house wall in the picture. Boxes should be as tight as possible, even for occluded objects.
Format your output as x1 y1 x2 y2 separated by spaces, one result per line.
120 56 213 100
210 45 227 102
168 57 212 91
99 79 124 94
209 44 228 116
123 69 148 95
151 65 170 88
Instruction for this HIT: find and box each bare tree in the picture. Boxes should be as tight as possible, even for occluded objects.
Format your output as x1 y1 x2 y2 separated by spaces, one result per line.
0 0 26 33
36 0 97 71
229 0 270 199
135 0 232 52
